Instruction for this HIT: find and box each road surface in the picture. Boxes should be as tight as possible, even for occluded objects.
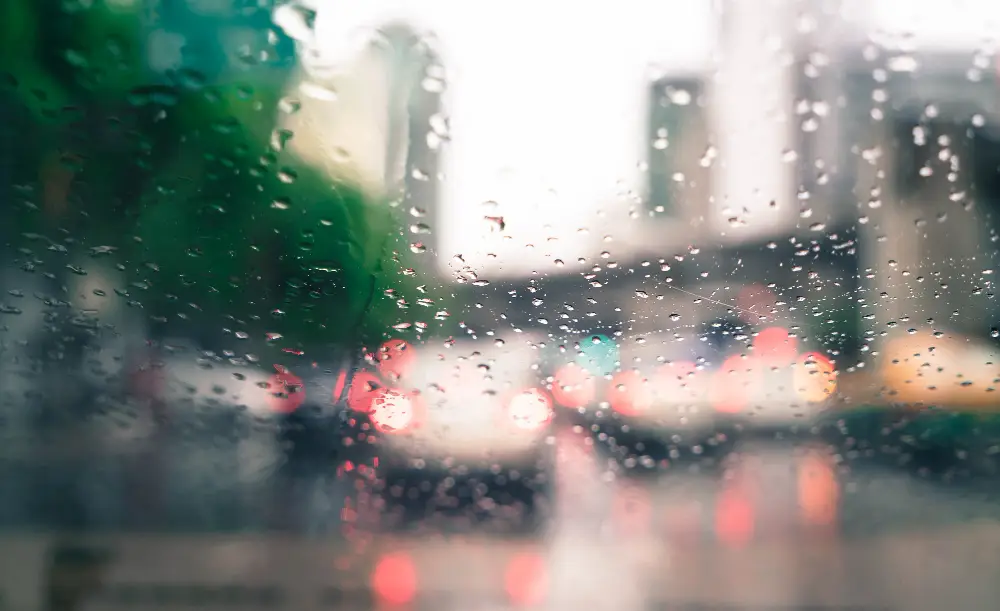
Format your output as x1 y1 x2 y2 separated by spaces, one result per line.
2 426 1000 610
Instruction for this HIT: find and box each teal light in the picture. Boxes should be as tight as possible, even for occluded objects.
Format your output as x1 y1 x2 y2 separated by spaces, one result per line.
575 334 619 377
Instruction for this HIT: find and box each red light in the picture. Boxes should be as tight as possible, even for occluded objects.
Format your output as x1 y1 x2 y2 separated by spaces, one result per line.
508 388 553 430
798 451 839 527
347 371 381 413
370 552 417 606
715 487 754 548
332 369 348 403
753 326 798 365
608 370 653 416
504 552 547 607
551 363 595 408
267 369 305 413
377 339 416 380
370 388 415 433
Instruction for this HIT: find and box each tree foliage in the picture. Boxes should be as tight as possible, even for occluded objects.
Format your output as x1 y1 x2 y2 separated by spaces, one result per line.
1 0 433 353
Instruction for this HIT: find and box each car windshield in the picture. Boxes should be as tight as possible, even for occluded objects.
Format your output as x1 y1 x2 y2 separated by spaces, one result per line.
4 1 1000 609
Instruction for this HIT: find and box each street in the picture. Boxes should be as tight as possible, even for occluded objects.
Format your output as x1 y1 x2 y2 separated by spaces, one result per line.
2 425 1000 610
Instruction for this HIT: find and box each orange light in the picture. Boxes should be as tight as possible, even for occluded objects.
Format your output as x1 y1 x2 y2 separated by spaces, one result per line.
797 451 839 528
370 552 417 606
551 363 596 408
794 351 837 403
753 326 799 365
712 355 761 414
267 369 305 413
504 552 548 607
377 339 416 380
370 388 415 433
608 370 653 416
347 371 382 413
715 487 754 548
508 388 554 430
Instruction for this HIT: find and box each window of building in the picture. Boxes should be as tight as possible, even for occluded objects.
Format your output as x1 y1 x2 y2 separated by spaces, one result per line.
646 77 710 218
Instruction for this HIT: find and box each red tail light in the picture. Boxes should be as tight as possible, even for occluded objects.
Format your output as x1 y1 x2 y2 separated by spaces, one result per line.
377 338 416 380
608 370 653 416
332 369 349 403
508 388 553 430
753 326 798 366
369 388 416 434
370 552 418 606
266 368 305 413
551 363 596 408
504 552 548 607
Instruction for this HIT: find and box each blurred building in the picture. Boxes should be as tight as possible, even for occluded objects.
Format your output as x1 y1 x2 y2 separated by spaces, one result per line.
832 0 1000 355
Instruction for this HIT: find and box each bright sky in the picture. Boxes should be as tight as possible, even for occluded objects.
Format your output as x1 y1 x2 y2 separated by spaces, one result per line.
297 0 998 279
310 0 716 277
846 0 1000 51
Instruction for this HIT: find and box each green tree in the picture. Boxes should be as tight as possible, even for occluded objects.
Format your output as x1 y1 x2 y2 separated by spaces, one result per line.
1 0 439 356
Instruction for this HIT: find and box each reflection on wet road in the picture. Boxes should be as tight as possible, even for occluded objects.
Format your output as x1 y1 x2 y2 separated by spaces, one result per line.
3 428 1000 610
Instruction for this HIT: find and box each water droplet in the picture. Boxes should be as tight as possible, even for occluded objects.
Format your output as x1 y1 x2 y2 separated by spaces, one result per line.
299 81 338 101
278 97 301 114
270 128 293 151
484 216 505 233
176 68 207 90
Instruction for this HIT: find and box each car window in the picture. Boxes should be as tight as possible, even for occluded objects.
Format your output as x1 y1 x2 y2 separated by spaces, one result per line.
6 2 1000 610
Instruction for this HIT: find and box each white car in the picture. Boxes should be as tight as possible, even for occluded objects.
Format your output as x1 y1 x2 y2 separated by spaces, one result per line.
359 334 557 527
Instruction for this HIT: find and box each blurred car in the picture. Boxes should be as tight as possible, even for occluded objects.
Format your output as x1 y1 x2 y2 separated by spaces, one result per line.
548 287 840 468
820 330 1000 477
357 334 557 531
127 339 370 468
